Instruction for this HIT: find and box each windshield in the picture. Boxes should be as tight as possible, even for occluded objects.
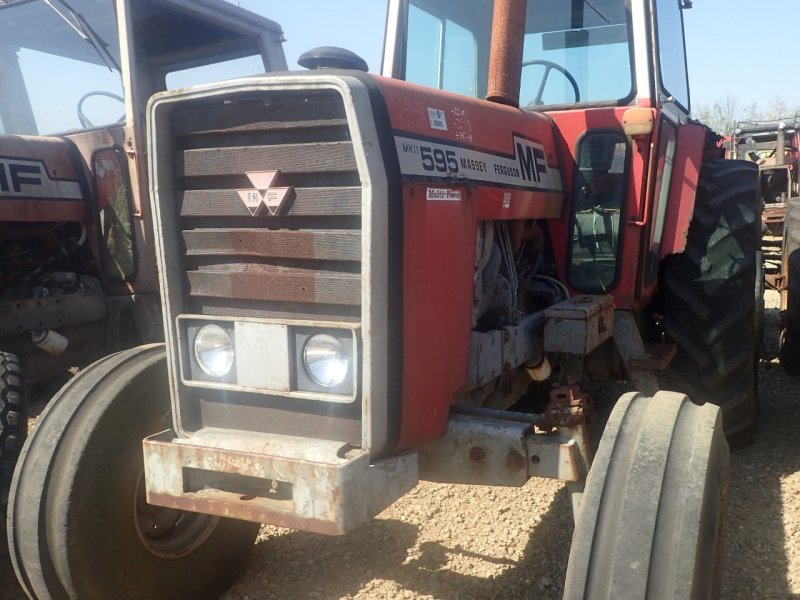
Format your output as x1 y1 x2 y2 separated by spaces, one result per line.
0 0 123 135
404 0 634 107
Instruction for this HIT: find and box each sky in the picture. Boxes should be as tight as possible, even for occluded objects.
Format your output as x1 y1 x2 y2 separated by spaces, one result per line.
239 0 800 112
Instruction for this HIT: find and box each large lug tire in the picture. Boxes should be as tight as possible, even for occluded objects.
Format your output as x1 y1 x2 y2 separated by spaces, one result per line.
0 352 26 551
780 213 800 374
661 158 761 444
8 344 259 600
564 391 729 600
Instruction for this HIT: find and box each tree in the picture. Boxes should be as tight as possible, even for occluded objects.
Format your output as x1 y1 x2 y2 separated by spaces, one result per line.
694 94 754 136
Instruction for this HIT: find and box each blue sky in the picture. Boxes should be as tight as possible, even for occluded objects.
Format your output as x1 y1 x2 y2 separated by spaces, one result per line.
240 0 800 111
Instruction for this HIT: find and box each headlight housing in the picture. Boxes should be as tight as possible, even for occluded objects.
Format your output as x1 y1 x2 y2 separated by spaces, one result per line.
193 324 234 378
303 334 350 388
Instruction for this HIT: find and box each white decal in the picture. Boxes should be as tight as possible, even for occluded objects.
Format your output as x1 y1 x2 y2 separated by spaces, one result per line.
0 158 82 199
426 188 462 201
502 192 512 209
427 108 448 131
394 135 563 192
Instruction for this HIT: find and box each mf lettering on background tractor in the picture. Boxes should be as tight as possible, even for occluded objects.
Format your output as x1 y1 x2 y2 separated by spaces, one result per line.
0 157 82 199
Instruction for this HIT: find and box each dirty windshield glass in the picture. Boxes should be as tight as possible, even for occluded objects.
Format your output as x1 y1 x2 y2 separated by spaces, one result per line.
404 0 634 107
0 0 123 135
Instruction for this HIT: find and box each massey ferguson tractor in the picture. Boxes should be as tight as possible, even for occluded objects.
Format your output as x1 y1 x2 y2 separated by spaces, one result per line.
8 0 758 598
0 0 286 542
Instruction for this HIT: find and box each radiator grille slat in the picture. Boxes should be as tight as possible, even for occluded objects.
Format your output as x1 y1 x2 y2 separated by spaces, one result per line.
183 229 361 261
178 142 357 178
180 187 362 217
186 265 361 306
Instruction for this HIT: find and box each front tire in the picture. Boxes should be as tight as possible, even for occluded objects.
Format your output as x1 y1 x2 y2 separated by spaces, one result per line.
564 391 729 600
661 158 761 444
8 345 259 600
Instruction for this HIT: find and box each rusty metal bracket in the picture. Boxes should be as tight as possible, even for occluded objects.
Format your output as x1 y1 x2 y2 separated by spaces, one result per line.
545 384 592 428
418 410 588 485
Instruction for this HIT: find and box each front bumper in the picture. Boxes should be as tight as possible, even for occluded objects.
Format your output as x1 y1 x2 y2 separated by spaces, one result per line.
142 429 418 535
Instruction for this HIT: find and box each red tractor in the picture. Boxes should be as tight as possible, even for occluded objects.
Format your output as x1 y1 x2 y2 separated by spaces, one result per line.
9 0 758 598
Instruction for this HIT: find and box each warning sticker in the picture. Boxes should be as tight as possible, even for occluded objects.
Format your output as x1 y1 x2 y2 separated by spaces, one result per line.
427 108 448 131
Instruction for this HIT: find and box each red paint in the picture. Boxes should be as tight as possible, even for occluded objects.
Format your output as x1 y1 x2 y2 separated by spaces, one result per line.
0 197 84 222
659 123 705 259
375 76 561 168
397 184 476 449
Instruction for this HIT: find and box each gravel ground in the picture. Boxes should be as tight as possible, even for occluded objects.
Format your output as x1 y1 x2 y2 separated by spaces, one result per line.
2 290 799 599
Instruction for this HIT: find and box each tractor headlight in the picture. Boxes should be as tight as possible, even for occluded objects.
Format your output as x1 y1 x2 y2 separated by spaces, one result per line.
194 324 234 378
303 334 350 388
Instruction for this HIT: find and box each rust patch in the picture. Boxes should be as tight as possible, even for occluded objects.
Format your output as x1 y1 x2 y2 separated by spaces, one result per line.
505 448 526 472
546 384 592 427
469 446 487 464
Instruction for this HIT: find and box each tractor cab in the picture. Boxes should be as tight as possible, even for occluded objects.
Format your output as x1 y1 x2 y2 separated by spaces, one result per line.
384 0 690 116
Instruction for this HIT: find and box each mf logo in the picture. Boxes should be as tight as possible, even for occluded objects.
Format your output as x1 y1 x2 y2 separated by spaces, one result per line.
515 139 548 184
236 170 295 216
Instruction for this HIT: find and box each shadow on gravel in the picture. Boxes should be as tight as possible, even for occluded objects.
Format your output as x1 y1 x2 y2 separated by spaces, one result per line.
395 488 572 600
721 305 800 600
227 487 572 600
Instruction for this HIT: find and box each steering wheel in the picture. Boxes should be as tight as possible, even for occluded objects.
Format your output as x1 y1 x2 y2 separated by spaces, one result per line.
77 91 125 129
521 59 581 106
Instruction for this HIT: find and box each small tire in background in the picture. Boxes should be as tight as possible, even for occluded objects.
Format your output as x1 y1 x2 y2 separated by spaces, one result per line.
564 391 729 600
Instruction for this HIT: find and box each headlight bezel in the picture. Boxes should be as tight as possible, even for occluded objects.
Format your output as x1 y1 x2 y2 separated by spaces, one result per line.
187 322 237 383
294 327 356 397
178 316 358 402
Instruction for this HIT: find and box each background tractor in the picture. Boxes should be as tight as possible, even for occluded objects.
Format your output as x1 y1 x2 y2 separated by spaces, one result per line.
8 0 759 598
0 0 286 539
726 118 800 372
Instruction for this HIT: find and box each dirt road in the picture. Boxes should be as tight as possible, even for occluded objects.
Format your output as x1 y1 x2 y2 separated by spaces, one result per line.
2 290 798 599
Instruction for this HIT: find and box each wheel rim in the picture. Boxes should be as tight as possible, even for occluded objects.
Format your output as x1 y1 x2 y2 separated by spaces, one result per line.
133 471 220 559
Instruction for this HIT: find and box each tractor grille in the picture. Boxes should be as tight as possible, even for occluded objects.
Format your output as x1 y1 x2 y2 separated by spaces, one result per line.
160 88 366 443
172 90 362 323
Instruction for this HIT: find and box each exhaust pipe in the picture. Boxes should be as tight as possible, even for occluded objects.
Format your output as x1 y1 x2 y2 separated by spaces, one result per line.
486 0 528 108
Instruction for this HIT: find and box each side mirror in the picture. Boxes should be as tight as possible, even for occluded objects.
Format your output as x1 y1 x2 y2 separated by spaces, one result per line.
298 47 369 72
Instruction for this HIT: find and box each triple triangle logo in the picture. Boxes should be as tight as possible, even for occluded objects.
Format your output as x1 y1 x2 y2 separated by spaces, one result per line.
236 170 295 216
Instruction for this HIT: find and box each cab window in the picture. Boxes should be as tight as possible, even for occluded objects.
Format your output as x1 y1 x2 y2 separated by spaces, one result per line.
654 0 689 109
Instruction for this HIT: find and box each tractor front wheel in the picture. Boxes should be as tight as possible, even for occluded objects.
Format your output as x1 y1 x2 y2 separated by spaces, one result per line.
8 344 259 600
564 391 729 599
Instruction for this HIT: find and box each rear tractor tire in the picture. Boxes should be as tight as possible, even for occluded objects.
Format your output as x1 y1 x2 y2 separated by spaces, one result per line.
0 351 26 552
8 344 259 600
661 158 762 444
780 203 800 374
564 391 729 600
